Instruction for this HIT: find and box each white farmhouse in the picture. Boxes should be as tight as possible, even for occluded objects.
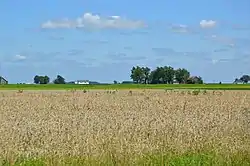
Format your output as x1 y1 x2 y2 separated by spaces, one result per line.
74 80 90 85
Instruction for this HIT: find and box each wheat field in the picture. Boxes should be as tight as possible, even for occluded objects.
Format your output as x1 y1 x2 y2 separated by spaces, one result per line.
0 89 249 165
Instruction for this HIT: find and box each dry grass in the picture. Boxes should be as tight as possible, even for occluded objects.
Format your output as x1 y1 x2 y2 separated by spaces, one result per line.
0 90 249 165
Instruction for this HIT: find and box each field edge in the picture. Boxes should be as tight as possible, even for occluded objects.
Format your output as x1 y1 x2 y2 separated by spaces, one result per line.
1 84 250 90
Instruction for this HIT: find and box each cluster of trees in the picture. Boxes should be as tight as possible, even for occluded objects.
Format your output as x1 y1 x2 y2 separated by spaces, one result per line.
34 75 65 84
33 75 50 84
234 75 250 84
130 66 203 84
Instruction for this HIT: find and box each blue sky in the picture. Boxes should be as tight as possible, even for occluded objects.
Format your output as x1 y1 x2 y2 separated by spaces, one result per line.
0 0 249 83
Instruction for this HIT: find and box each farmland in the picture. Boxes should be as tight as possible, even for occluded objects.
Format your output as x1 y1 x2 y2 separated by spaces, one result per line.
1 83 250 90
0 89 249 165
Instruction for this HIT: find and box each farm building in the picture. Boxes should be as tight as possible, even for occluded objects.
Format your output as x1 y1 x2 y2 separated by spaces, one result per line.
74 80 90 85
0 76 8 84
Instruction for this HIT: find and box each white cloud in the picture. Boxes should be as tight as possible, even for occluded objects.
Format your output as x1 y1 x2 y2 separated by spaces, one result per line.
41 12 145 30
200 20 216 28
15 54 26 60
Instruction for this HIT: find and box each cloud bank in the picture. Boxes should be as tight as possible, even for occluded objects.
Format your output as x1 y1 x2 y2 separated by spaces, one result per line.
41 13 146 30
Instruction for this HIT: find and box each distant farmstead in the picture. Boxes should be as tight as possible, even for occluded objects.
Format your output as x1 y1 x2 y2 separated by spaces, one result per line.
0 76 8 84
74 80 90 85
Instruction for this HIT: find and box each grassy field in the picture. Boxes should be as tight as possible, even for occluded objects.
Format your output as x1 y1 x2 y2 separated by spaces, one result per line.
1 83 250 90
0 90 249 165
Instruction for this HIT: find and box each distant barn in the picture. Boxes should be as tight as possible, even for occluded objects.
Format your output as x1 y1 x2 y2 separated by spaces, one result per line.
67 80 100 85
0 76 8 84
74 80 90 85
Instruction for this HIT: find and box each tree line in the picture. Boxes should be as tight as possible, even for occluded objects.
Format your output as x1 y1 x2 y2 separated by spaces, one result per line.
130 66 203 84
34 75 65 84
32 67 250 85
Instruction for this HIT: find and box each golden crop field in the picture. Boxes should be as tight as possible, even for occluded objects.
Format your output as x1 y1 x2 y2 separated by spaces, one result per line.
0 90 249 165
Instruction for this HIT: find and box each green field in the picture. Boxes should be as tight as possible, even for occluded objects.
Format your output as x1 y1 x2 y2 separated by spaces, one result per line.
0 83 250 90
1 152 249 166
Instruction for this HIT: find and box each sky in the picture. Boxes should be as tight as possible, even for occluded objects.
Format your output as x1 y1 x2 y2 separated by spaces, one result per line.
0 0 249 83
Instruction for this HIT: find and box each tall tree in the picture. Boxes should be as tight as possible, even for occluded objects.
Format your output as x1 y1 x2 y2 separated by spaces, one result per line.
149 67 164 84
34 75 40 84
163 66 175 84
53 75 66 84
149 70 156 84
44 76 50 84
141 67 151 84
130 66 144 84
175 68 190 84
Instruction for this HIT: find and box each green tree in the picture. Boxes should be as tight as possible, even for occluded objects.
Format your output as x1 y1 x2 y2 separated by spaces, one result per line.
34 75 40 84
130 66 144 84
44 76 50 84
39 76 45 84
149 66 175 84
141 67 151 84
53 75 66 84
149 67 164 84
39 75 50 84
163 66 175 84
175 68 190 84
